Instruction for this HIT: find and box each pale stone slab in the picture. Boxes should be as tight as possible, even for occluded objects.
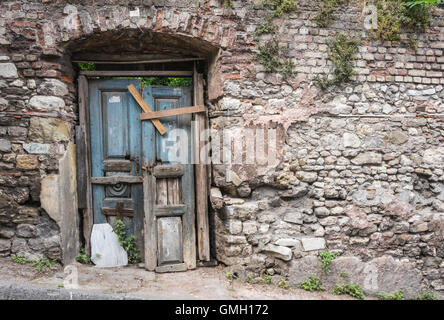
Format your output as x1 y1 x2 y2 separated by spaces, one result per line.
29 95 65 112
261 244 292 261
0 139 11 152
275 238 300 247
91 223 128 268
37 79 69 96
301 237 326 251
23 143 51 154
351 152 382 165
0 63 18 78
343 132 361 148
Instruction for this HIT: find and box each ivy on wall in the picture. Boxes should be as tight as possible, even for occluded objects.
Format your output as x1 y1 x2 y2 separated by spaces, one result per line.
314 33 359 90
368 0 439 48
313 0 344 28
253 0 298 80
263 0 298 17
254 41 296 80
221 0 234 9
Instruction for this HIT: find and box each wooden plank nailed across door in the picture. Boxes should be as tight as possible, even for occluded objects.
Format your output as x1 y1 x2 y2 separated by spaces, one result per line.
127 84 167 135
194 70 210 262
139 105 205 120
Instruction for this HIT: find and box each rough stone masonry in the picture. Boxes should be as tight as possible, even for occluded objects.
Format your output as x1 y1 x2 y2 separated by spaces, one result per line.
0 0 443 298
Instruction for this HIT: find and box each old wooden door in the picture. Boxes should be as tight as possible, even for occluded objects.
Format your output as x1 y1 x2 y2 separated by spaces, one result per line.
89 79 195 271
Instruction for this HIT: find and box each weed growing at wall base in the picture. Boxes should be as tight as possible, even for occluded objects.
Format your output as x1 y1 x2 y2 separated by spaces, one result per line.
263 274 273 284
11 252 31 265
301 276 325 292
319 249 339 275
225 271 237 284
377 289 405 300
278 279 289 289
334 283 366 300
416 290 437 300
113 220 141 264
75 247 91 264
11 253 57 272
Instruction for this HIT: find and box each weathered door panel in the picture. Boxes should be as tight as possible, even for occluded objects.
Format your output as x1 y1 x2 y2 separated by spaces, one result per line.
89 79 144 257
143 86 196 272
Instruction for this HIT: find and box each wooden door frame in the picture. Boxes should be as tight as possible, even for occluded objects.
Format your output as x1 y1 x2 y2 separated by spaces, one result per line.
76 69 210 265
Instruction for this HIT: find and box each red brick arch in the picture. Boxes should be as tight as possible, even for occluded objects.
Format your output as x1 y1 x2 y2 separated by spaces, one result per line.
37 4 237 55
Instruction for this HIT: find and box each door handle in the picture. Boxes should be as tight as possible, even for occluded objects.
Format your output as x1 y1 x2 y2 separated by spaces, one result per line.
142 163 155 174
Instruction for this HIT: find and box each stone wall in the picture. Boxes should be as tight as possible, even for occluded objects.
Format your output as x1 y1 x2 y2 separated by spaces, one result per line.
0 0 443 296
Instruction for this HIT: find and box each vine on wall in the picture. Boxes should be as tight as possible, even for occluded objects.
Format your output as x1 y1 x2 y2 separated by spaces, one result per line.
313 0 345 28
224 0 439 86
253 0 298 80
221 0 234 9
254 41 296 80
314 33 359 90
368 0 438 48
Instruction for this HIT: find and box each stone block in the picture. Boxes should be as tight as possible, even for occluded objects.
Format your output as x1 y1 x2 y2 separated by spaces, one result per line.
16 155 38 170
37 79 69 97
23 143 51 154
289 255 422 299
423 147 444 165
301 237 326 251
28 117 70 143
0 139 11 152
288 256 323 286
343 132 361 148
222 235 247 244
0 239 11 252
275 238 300 247
283 211 303 224
329 256 421 299
0 63 18 78
11 238 28 253
223 202 258 221
210 187 224 209
0 229 15 239
16 224 37 238
225 219 242 235
261 244 292 261
352 152 382 165
390 130 409 145
296 171 317 183
242 221 257 235
29 96 65 112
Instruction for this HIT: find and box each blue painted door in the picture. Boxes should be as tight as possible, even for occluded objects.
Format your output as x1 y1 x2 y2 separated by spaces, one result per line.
143 86 196 272
89 79 195 270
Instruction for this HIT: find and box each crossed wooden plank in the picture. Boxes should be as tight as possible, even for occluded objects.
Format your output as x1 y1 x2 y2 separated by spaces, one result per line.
127 84 167 135
127 84 205 136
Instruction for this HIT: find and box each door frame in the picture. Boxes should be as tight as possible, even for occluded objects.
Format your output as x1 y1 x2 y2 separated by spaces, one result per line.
76 68 210 268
